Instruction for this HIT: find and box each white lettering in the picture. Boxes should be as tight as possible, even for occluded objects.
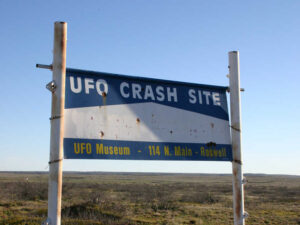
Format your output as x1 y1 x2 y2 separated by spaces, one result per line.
96 79 108 96
198 90 203 104
188 89 196 104
70 76 82 93
132 83 142 99
212 92 221 106
85 78 94 94
144 85 155 100
167 87 178 102
120 82 130 98
202 91 211 105
156 86 165 101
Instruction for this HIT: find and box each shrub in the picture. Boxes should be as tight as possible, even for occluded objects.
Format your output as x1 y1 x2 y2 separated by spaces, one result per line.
180 192 219 204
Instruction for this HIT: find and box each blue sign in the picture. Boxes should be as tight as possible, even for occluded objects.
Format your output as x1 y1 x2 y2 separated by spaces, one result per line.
63 68 232 161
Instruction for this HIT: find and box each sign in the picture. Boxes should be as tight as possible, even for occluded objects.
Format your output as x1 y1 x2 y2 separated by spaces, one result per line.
42 22 243 225
63 68 232 161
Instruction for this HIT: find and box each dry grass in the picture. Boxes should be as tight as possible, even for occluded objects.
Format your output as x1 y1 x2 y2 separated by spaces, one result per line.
0 172 299 225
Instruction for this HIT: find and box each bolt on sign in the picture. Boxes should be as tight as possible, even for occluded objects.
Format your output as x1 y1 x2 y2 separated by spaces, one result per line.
63 68 232 161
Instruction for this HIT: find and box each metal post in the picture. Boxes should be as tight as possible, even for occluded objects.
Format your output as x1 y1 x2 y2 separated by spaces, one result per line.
229 51 245 225
46 21 67 225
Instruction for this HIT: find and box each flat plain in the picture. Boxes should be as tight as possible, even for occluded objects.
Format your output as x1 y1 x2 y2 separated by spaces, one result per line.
0 172 299 225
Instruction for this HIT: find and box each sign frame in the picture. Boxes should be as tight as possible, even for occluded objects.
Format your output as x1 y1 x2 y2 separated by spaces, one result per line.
38 22 246 225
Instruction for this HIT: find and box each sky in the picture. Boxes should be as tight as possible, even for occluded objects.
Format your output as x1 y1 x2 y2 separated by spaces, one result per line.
0 0 299 175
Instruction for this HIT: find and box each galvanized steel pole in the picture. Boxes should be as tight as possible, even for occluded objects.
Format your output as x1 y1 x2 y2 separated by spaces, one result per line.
229 51 245 225
46 21 67 225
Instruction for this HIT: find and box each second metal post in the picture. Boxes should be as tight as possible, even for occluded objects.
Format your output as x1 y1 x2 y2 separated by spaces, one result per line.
229 51 245 225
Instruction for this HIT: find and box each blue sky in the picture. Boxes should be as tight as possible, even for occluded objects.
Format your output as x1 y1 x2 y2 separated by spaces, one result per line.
0 1 299 175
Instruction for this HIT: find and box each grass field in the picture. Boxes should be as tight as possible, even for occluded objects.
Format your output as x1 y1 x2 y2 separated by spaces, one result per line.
0 172 299 225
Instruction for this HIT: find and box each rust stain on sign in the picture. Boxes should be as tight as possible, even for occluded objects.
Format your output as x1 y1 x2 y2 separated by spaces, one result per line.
100 131 104 137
